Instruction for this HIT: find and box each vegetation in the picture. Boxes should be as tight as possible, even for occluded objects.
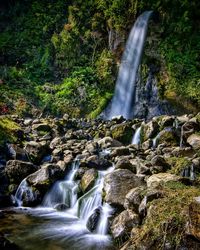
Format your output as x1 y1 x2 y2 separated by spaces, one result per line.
132 181 200 249
0 116 20 146
0 0 200 117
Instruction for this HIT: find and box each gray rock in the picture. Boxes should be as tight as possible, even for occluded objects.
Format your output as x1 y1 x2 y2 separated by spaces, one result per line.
103 169 144 207
111 210 140 238
26 164 63 194
187 134 200 150
5 160 38 184
24 141 49 164
80 168 98 193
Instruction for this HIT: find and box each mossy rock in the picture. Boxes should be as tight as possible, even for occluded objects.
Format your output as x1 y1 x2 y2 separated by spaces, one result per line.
166 157 191 175
157 129 179 146
129 182 200 249
111 122 133 145
0 116 21 146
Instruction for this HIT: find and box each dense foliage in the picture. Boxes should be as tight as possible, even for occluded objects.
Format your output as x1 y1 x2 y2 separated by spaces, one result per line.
0 0 199 117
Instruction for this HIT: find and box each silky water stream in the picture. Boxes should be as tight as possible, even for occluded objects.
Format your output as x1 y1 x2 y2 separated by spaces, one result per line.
0 159 115 250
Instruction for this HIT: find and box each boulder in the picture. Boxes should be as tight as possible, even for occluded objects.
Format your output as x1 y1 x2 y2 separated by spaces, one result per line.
157 128 179 147
26 164 63 194
111 122 133 144
115 157 135 172
80 155 112 170
98 137 123 149
187 134 200 150
80 168 98 193
124 186 146 212
5 160 38 184
111 210 140 238
24 141 49 164
110 147 130 158
32 123 51 133
147 173 182 188
86 207 101 232
0 233 19 250
50 137 64 149
103 169 144 207
54 203 69 211
142 120 159 141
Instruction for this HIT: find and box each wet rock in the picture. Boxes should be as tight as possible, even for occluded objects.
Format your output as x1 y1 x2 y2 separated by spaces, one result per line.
5 160 38 184
110 147 130 158
157 128 179 147
141 139 153 150
115 157 135 172
50 137 65 149
24 141 49 164
182 121 199 141
147 173 182 188
86 207 101 232
142 120 159 141
80 155 112 170
80 168 98 193
98 137 123 149
151 155 169 172
111 122 133 144
159 115 175 128
111 209 140 239
103 169 144 207
32 123 51 132
54 203 69 211
26 164 63 194
0 233 19 250
187 134 200 150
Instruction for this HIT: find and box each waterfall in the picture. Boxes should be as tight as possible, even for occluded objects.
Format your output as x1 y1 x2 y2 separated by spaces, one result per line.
132 126 141 145
108 11 153 119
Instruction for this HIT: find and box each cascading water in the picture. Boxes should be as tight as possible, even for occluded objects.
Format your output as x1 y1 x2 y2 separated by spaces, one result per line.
42 159 80 208
108 11 153 119
132 126 141 145
14 178 34 206
12 159 114 250
41 159 114 240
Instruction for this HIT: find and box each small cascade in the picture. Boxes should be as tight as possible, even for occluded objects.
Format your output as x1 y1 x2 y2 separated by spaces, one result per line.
42 160 79 208
132 126 141 145
42 158 114 236
181 164 196 180
14 178 34 206
108 11 153 119
180 125 184 148
96 203 113 235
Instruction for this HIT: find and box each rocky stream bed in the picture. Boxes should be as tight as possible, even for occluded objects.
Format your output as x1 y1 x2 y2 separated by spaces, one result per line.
0 114 200 249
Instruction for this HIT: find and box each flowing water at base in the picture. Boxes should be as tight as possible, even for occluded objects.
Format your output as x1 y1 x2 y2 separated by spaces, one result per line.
0 208 114 250
3 160 115 250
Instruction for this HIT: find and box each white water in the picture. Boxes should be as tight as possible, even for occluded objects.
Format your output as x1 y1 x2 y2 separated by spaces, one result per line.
108 11 153 119
42 160 114 236
132 126 141 145
14 178 34 206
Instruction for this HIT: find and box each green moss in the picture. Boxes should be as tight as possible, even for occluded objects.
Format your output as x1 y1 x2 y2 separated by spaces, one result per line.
0 116 20 146
111 123 133 144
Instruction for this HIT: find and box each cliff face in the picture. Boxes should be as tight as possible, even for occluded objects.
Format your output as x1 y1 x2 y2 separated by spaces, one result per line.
0 0 200 117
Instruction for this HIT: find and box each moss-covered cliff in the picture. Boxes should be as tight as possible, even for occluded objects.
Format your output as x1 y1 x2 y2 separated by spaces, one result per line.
0 0 199 117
